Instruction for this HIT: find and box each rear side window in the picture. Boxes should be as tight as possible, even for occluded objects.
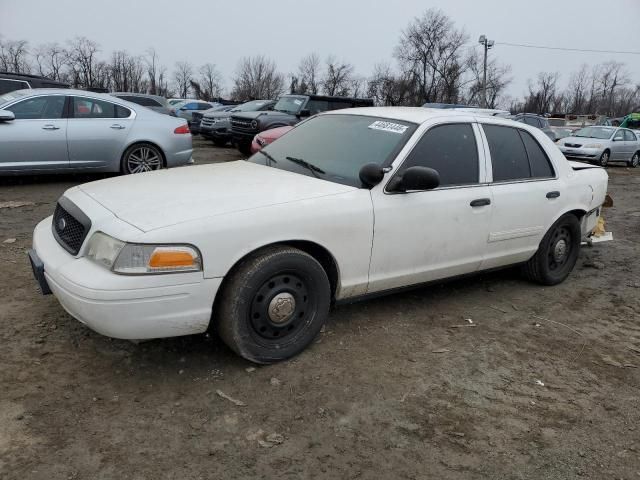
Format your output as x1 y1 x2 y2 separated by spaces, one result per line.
483 125 530 182
72 97 118 119
121 95 161 107
305 99 329 114
6 95 65 119
115 105 132 118
398 123 479 186
0 79 30 94
520 130 554 178
623 130 636 141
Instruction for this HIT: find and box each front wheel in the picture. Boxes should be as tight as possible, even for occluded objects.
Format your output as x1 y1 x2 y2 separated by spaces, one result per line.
522 213 581 286
121 143 163 174
628 152 639 168
215 246 331 364
598 150 610 167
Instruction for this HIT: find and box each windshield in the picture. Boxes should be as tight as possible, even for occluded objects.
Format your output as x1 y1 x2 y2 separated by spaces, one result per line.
233 100 271 112
273 96 306 114
248 114 417 187
573 126 615 139
0 90 29 107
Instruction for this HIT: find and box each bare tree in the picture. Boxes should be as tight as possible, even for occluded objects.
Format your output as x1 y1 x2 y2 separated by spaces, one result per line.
174 61 194 98
394 8 468 105
521 72 559 114
322 56 355 96
296 52 321 94
110 50 145 92
33 43 68 81
367 63 415 106
464 51 511 108
0 39 31 73
197 63 223 100
65 37 102 88
145 48 160 95
231 55 284 100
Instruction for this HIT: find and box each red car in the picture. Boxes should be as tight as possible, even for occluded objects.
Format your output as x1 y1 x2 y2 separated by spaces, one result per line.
250 126 293 154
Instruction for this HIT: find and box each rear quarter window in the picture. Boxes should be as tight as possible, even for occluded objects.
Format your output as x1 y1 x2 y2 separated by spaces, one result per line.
520 130 555 178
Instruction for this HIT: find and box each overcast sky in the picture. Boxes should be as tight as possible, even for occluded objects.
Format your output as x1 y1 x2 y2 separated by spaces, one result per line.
1 0 639 101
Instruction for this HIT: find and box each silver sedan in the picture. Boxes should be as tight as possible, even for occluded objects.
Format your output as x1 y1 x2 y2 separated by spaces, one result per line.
557 126 640 167
0 89 193 175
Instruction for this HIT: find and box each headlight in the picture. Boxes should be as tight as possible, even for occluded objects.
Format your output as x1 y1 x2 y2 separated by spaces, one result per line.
584 143 604 149
86 232 202 275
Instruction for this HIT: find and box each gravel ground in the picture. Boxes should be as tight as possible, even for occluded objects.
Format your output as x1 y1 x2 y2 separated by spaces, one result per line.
1 137 639 479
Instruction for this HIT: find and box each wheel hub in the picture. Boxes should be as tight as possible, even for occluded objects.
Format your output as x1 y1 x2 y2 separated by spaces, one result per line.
553 239 567 263
268 293 296 323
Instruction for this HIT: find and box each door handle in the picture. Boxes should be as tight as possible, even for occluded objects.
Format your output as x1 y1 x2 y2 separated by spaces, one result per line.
546 191 561 199
42 124 60 130
470 198 491 207
110 124 126 130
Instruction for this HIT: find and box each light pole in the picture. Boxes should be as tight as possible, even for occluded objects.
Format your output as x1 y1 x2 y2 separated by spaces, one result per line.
478 35 495 108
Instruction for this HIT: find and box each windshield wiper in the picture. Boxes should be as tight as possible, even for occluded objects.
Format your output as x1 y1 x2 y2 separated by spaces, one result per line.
285 156 326 178
257 149 278 166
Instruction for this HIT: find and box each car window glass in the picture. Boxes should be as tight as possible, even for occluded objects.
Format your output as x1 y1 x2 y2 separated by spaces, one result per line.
115 105 132 118
198 103 212 110
6 95 65 119
397 123 479 186
523 117 538 127
623 130 636 141
519 130 554 178
483 125 531 182
328 101 352 111
0 79 30 95
613 130 624 140
72 97 117 119
305 99 329 115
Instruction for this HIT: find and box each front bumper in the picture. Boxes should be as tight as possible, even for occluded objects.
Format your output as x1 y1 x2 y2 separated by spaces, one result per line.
31 217 221 340
558 146 603 161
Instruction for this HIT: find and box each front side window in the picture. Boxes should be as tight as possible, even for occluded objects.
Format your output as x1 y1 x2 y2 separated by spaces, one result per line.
273 96 307 115
6 95 65 119
483 125 531 182
613 130 624 141
72 97 119 119
396 123 479 186
249 114 417 187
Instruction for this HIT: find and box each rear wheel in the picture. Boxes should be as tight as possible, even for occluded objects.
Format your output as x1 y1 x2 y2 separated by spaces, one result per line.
598 150 610 167
121 143 163 174
522 213 581 286
628 152 639 168
215 246 331 364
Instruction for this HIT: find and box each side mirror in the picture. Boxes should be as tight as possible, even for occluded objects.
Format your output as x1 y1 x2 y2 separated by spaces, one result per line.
390 166 440 192
359 163 385 188
0 110 15 122
298 109 311 118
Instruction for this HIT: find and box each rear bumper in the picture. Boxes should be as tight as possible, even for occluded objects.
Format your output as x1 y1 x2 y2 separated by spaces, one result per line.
167 148 194 167
31 217 221 340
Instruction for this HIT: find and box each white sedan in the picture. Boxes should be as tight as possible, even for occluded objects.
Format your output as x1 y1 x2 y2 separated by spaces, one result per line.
29 108 609 363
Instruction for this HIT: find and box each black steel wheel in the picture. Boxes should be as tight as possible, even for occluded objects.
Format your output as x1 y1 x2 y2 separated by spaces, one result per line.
522 213 581 285
216 246 331 363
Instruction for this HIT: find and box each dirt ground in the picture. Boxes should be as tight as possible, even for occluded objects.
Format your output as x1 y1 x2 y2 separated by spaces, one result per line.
1 137 639 480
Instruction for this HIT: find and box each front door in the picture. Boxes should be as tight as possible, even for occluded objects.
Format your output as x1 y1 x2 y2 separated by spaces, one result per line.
368 121 492 293
610 129 626 161
0 94 68 172
66 96 133 170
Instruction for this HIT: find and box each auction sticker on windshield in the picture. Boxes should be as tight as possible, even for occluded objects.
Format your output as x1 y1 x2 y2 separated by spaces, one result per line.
368 121 409 134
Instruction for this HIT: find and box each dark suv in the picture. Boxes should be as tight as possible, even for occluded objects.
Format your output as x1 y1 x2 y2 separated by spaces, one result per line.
230 94 374 154
511 113 555 141
0 72 69 95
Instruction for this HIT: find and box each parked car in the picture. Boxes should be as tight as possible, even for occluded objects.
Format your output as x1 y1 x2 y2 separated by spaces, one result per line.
511 113 556 141
0 71 69 95
557 126 640 167
28 107 608 364
619 112 640 131
0 89 192 175
168 98 187 106
190 105 236 135
110 92 173 116
251 125 293 153
202 99 276 146
230 94 374 154
549 126 576 142
172 100 220 124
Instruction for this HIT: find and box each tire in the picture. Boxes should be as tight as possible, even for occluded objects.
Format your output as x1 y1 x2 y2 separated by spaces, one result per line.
121 143 164 174
215 246 331 364
598 150 610 167
213 138 227 147
628 152 639 168
522 213 581 286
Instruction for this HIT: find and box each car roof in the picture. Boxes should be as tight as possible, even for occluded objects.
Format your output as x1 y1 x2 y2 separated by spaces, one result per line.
324 106 523 125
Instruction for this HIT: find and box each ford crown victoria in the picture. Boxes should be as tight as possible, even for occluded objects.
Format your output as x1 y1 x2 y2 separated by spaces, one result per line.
29 108 608 363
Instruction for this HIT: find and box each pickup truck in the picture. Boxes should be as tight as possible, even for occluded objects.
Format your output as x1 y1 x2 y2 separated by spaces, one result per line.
28 108 608 364
230 94 373 154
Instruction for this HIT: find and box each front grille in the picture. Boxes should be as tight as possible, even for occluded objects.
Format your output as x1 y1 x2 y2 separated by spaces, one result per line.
52 200 91 255
201 117 215 127
565 143 582 148
230 116 257 133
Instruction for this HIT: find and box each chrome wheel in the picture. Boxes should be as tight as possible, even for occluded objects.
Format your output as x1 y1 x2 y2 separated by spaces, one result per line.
630 153 639 168
599 151 609 167
126 146 162 174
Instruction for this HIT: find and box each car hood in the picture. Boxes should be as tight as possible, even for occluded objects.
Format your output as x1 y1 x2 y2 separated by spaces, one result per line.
76 161 356 232
232 111 296 121
560 136 607 145
203 111 233 119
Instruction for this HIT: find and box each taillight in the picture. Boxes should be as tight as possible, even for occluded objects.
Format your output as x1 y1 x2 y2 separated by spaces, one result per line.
174 124 190 134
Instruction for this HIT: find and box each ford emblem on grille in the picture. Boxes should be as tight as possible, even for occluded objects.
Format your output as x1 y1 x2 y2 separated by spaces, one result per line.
57 218 67 231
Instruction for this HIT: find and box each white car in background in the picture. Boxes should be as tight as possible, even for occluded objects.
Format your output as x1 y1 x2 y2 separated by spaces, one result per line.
29 108 608 363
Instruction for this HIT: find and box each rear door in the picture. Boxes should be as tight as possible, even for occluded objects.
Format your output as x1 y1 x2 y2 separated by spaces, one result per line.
0 94 68 172
479 123 561 269
66 96 133 170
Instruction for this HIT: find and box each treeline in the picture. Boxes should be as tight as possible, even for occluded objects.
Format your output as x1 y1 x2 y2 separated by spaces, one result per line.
1 8 638 116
